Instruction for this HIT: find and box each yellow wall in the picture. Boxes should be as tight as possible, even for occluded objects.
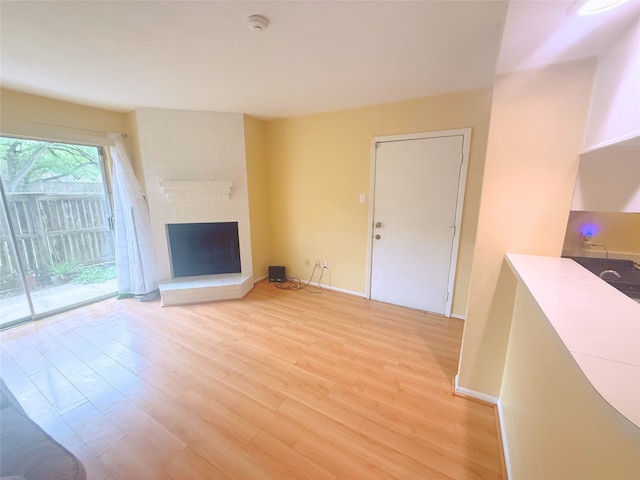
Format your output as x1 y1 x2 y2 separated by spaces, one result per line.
501 281 640 479
244 115 272 280
0 89 147 207
264 89 493 315
457 59 597 396
0 88 126 135
563 211 640 258
0 87 492 316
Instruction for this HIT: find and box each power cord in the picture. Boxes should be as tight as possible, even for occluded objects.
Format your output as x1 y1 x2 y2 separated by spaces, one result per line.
589 243 609 259
275 277 301 290
583 235 609 259
275 264 323 294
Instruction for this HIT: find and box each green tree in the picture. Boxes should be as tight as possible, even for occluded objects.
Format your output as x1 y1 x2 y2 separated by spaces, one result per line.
0 137 102 193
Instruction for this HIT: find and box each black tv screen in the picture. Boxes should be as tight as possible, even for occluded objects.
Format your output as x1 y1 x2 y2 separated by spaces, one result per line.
167 222 241 278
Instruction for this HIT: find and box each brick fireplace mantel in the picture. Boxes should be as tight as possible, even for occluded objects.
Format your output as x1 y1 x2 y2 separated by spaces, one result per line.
159 180 233 201
135 108 254 306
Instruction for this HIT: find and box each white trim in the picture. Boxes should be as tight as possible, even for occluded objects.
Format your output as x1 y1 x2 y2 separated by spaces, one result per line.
364 138 378 299
447 129 471 317
254 274 268 283
366 128 472 318
453 374 499 404
453 375 511 479
496 400 513 480
374 129 468 144
304 280 364 298
450 313 466 321
256 272 364 297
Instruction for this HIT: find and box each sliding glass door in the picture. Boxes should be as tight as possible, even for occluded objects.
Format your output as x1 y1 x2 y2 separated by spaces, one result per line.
0 192 31 326
0 137 117 328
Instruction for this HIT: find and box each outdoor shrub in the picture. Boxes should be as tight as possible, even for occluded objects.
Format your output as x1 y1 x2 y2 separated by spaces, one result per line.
48 260 79 277
74 266 116 284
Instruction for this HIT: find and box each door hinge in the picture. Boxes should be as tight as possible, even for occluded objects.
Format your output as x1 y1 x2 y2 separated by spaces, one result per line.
446 291 450 302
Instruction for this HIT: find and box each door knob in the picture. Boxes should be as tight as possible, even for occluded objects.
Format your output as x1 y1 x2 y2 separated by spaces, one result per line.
375 234 381 240
375 222 382 228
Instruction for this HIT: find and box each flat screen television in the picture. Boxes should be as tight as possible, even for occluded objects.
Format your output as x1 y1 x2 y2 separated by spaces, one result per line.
167 222 241 278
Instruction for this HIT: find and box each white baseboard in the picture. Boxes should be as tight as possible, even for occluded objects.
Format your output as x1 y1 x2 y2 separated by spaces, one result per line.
450 313 466 321
453 375 511 479
305 280 364 297
254 274 268 283
453 375 499 404
257 274 364 298
496 399 512 480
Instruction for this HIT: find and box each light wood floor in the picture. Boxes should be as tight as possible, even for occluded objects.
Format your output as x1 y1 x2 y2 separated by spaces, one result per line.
0 281 504 479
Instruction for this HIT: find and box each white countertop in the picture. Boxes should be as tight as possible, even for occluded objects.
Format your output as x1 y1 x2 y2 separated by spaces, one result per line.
506 253 640 428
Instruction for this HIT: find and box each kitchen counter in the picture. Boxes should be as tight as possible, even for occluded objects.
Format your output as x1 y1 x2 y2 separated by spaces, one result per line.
505 253 640 428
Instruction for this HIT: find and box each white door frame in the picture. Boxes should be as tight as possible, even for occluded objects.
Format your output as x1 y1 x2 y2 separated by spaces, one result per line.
365 128 471 317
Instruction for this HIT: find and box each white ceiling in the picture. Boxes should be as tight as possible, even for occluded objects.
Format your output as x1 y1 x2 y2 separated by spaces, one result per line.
498 0 640 74
0 1 638 119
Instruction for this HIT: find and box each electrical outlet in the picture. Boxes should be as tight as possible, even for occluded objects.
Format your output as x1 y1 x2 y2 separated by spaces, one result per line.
304 258 310 267
322 261 328 270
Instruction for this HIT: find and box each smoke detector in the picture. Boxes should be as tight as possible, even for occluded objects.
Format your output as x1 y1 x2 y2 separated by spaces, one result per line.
247 15 269 31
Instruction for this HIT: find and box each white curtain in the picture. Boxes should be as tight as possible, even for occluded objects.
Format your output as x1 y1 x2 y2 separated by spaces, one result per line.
108 133 158 298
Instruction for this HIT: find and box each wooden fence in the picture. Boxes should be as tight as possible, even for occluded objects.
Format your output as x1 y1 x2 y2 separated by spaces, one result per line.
0 193 115 281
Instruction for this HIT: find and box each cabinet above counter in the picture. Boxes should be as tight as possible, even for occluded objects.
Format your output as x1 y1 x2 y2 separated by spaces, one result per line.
571 16 640 214
571 136 640 213
582 17 639 153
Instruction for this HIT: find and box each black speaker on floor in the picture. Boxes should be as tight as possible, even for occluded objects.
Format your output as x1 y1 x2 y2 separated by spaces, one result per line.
268 266 286 283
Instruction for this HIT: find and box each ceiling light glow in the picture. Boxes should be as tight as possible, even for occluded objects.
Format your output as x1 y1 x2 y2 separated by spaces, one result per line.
578 0 630 15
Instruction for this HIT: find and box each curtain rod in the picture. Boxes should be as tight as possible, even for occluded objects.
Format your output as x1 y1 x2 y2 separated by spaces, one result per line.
1 117 115 137
1 117 123 146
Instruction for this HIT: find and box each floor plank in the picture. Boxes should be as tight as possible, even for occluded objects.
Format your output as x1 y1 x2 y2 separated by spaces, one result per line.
0 280 504 479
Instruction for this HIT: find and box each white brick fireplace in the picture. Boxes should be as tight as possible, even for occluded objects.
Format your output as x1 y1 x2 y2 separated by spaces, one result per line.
135 108 253 306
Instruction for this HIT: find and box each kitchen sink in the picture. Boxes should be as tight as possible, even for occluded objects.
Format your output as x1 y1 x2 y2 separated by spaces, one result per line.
564 256 640 300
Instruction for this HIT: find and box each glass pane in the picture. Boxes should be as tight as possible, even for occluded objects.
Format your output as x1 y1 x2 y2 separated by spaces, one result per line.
0 195 31 327
0 137 116 318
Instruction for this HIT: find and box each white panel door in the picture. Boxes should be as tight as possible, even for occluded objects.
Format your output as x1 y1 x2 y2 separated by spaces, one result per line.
370 134 463 313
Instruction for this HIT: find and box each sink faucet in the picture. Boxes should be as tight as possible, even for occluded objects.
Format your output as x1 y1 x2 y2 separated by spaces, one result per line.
599 269 622 279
